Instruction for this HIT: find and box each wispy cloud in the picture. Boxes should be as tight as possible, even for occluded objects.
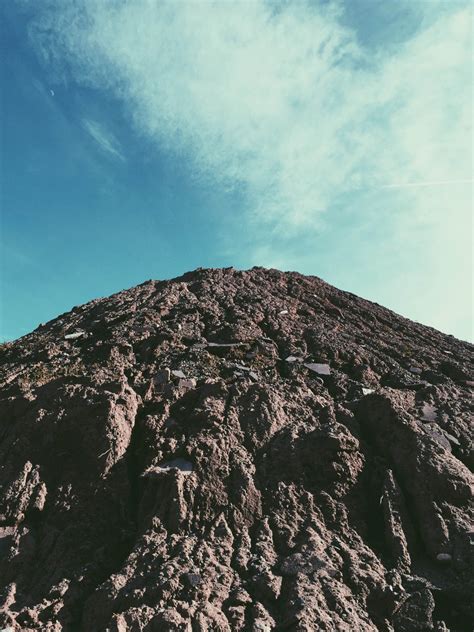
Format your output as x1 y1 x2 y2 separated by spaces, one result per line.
82 118 124 162
381 179 473 190
28 1 471 226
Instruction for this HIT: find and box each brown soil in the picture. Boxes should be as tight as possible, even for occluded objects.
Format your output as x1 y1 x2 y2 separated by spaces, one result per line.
0 267 472 631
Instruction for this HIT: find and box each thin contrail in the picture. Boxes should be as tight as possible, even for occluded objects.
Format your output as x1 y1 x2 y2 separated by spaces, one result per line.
381 178 473 189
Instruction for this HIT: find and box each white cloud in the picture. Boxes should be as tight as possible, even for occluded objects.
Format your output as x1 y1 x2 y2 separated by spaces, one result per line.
81 118 124 161
27 0 472 337
28 1 471 222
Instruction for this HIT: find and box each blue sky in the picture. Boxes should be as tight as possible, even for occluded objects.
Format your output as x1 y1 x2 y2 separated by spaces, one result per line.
1 0 472 342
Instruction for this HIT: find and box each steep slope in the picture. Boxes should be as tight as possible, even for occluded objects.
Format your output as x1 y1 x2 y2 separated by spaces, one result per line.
0 267 472 632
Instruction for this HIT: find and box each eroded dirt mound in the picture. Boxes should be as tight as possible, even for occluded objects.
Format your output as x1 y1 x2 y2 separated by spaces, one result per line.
0 267 472 631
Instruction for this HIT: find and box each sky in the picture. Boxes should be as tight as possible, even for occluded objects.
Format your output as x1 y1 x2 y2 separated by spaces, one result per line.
1 0 472 342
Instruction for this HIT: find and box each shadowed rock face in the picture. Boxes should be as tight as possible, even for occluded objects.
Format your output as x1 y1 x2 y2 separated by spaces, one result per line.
0 267 472 632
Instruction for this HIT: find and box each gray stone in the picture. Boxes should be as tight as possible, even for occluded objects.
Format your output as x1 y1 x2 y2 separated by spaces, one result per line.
171 369 186 379
154 368 171 385
425 426 451 451
182 572 201 587
304 362 331 376
421 403 437 422
445 433 460 446
179 378 196 390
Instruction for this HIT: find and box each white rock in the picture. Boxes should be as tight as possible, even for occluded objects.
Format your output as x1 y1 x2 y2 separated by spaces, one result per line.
64 331 85 340
304 363 331 376
362 387 374 395
279 310 289 315
158 458 193 474
436 553 452 562
143 458 194 476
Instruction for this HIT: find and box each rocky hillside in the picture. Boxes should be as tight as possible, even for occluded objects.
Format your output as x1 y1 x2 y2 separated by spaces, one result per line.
0 267 472 632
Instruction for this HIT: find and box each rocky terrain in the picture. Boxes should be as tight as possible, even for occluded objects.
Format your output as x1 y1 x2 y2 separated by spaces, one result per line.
0 267 472 632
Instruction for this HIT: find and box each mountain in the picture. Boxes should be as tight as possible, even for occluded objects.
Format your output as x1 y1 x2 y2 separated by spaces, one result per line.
0 267 472 631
